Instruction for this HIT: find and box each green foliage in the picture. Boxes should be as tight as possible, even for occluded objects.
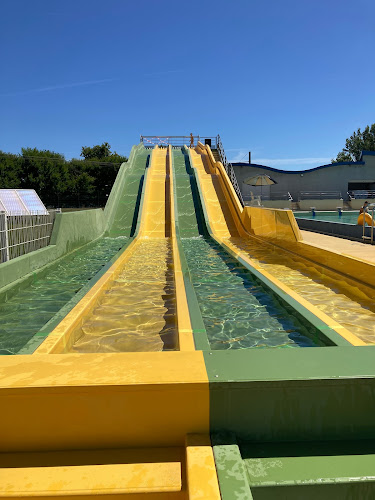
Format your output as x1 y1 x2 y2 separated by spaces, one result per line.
0 143 128 208
80 142 128 164
333 124 375 162
81 142 112 160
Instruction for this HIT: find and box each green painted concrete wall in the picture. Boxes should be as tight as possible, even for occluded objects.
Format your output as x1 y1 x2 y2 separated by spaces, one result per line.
0 143 150 294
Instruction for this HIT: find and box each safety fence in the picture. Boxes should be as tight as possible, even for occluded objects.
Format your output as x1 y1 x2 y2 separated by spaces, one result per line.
140 135 217 148
348 190 375 200
299 191 342 200
0 210 59 263
257 191 293 201
216 135 244 206
140 134 245 206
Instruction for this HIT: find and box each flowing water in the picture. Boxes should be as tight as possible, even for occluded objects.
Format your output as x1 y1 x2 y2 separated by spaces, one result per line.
68 148 177 353
0 147 150 355
70 239 177 353
187 148 375 344
0 236 128 354
230 237 375 343
173 149 323 349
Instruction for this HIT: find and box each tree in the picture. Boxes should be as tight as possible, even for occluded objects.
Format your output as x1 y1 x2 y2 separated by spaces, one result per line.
80 142 127 163
81 142 112 160
333 124 375 162
0 151 23 189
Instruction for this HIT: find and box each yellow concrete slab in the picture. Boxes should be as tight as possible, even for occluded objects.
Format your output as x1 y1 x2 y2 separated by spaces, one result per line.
301 230 375 264
0 462 182 497
185 435 221 499
0 352 209 452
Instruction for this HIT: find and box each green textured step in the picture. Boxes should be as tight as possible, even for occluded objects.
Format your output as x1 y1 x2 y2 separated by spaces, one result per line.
241 440 375 500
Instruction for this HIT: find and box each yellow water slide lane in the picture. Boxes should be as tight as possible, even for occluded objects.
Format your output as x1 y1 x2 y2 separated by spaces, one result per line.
189 142 374 346
35 146 194 354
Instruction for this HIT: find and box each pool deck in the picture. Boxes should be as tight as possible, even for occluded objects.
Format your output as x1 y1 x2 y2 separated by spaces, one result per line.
301 230 375 264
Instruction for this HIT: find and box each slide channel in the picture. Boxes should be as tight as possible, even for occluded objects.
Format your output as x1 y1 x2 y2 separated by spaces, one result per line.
190 145 375 345
66 147 177 353
173 148 328 350
0 147 150 355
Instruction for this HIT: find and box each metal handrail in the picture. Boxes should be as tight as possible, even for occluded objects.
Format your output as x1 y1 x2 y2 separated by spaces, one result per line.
140 135 217 147
216 135 244 206
299 191 342 200
139 134 245 206
255 191 293 201
348 190 375 199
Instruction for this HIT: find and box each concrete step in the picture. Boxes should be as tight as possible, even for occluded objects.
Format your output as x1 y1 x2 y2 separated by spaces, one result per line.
0 448 184 499
0 437 220 499
242 441 375 500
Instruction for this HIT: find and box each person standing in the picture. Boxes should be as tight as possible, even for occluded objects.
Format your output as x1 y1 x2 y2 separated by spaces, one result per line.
189 133 194 148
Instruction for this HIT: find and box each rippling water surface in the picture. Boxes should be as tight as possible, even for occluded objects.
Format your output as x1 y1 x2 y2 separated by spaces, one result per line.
182 237 320 349
0 237 128 354
173 148 321 349
70 239 177 353
229 237 375 343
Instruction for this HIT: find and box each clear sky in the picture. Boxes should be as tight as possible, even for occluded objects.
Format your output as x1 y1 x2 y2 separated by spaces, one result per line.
1 0 374 169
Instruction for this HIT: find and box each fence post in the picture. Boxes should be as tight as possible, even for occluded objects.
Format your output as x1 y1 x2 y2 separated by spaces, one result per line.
0 212 10 262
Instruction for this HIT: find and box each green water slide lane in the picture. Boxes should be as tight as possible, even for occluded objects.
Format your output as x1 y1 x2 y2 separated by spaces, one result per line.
172 148 335 351
0 145 151 355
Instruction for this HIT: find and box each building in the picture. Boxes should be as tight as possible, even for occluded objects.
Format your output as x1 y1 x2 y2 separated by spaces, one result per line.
233 151 375 210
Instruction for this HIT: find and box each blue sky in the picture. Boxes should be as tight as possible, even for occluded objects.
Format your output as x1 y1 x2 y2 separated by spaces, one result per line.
1 0 374 169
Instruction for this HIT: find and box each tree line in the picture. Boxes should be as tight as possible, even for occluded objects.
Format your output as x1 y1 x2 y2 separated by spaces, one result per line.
0 143 127 208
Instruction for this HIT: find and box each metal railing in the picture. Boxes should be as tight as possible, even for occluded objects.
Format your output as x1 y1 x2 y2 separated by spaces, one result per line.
0 210 59 263
254 191 293 201
299 191 342 200
216 135 244 206
140 135 217 148
348 190 375 200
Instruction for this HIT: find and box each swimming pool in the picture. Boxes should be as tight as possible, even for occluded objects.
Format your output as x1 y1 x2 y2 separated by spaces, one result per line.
295 211 360 224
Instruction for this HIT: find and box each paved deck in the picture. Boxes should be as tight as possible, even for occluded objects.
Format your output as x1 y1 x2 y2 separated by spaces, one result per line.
301 230 375 264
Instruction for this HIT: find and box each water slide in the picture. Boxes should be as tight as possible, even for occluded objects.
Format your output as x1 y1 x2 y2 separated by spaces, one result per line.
34 145 358 355
0 144 150 354
34 146 186 353
189 143 375 344
357 212 375 226
172 148 335 350
3 143 375 499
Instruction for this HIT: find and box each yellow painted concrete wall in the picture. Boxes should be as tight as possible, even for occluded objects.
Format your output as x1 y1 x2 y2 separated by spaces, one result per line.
141 146 170 238
241 206 302 243
0 352 209 452
261 200 293 209
192 143 301 244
